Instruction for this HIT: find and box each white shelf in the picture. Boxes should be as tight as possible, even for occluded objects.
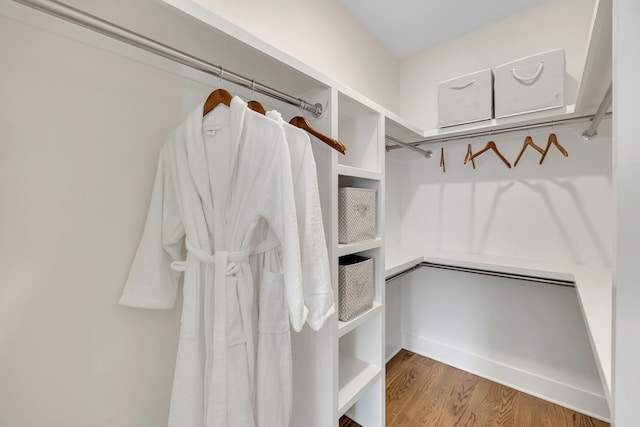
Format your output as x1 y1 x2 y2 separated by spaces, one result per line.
338 238 382 257
572 265 613 402
385 246 612 401
421 250 576 282
420 105 577 143
385 114 424 141
385 246 425 279
338 353 382 417
338 302 382 338
337 164 382 180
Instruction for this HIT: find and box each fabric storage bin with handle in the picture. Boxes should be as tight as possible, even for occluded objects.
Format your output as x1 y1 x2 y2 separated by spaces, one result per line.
338 255 374 321
494 48 565 118
338 187 376 244
438 68 493 128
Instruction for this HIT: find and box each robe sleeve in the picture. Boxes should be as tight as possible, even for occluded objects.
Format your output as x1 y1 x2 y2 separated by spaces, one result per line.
119 147 185 309
260 128 306 332
293 134 335 330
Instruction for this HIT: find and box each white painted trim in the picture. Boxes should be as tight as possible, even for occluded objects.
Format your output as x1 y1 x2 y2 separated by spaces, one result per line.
385 343 402 364
402 333 610 422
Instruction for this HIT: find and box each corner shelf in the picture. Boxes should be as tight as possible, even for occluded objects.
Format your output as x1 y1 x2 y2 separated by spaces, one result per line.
410 105 578 146
338 301 382 338
385 246 425 279
384 246 613 404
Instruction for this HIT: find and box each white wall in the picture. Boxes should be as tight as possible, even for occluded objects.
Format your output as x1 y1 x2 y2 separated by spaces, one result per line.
384 157 403 249
385 124 612 419
193 0 401 112
400 267 609 420
0 3 333 426
0 11 192 426
612 0 640 425
400 0 596 130
395 124 613 267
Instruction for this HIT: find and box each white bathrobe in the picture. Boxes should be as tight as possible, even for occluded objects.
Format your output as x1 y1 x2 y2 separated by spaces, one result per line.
248 111 334 426
119 96 305 427
266 110 334 329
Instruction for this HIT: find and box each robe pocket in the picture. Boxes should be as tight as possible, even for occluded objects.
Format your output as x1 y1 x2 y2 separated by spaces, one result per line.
226 276 246 347
179 266 199 339
259 270 290 333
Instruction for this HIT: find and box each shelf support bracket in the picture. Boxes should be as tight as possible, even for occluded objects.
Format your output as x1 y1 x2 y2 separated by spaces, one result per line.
386 135 433 158
582 82 613 140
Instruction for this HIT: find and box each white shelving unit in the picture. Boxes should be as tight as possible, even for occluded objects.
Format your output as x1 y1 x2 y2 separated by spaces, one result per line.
334 90 386 426
3 0 616 426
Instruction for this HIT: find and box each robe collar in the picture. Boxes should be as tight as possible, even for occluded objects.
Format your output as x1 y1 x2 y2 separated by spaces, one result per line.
182 96 247 253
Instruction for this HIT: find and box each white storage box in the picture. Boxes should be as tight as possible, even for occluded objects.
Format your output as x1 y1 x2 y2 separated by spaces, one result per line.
338 255 374 321
438 69 493 128
338 187 376 244
494 49 565 118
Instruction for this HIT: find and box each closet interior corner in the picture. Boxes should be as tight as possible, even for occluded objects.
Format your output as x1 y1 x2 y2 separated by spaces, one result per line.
2 0 625 425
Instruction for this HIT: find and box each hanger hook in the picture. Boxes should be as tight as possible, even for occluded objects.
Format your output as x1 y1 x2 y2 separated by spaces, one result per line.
250 79 255 99
218 67 224 88
299 100 307 116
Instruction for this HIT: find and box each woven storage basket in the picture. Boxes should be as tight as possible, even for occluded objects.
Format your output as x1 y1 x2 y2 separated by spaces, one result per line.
338 187 376 244
338 255 374 321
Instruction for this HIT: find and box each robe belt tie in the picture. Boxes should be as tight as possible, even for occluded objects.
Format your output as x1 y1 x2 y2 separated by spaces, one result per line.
170 240 249 273
169 237 280 272
169 241 253 427
168 235 280 427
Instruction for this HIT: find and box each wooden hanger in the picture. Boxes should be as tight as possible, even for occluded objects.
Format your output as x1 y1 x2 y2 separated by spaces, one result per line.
246 81 266 115
539 133 568 164
440 147 446 173
247 100 266 115
514 136 545 167
203 88 233 116
289 116 346 154
470 140 512 169
464 144 476 169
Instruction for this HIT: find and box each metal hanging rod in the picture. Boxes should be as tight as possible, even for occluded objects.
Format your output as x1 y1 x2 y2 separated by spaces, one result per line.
385 265 420 283
582 82 613 140
12 0 323 118
420 262 575 287
385 262 575 288
385 135 433 158
386 109 612 153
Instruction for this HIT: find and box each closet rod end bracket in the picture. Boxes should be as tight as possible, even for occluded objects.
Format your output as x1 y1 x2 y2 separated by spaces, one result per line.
581 129 597 140
311 103 323 118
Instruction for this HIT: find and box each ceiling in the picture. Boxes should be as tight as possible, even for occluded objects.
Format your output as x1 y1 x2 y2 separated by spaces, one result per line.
340 0 549 58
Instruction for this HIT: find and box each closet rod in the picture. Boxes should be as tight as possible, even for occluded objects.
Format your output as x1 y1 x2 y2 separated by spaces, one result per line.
582 82 613 140
13 0 323 118
419 262 575 287
386 111 612 152
386 136 433 158
385 265 420 283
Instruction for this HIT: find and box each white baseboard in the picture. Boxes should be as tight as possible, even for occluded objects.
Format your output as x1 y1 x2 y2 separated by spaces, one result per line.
385 342 402 363
402 333 610 422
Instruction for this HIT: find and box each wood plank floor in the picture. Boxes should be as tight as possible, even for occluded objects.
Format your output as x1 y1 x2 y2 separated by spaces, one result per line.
340 349 609 427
